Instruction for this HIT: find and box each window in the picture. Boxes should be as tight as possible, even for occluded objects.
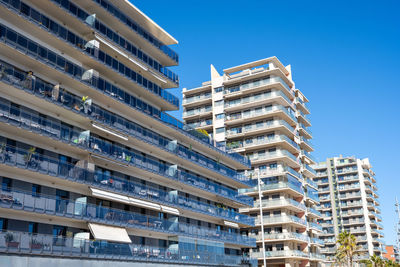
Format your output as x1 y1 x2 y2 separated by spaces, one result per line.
215 113 225 120
2 178 11 192
272 194 280 199
214 87 223 93
214 100 224 106
269 163 278 169
273 210 281 216
29 222 38 234
32 184 41 197
215 127 224 134
276 244 284 251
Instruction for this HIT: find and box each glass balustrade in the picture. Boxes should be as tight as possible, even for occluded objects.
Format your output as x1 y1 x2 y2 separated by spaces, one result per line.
0 26 250 168
0 230 251 266
239 180 304 195
0 0 178 85
0 188 255 246
183 106 212 117
255 232 309 242
88 0 179 63
0 60 252 187
225 76 293 96
304 164 317 176
0 8 179 107
225 90 292 108
227 120 295 137
254 199 306 211
250 250 308 258
183 93 211 104
226 105 296 123
255 215 306 226
307 207 322 217
308 222 323 231
0 143 254 219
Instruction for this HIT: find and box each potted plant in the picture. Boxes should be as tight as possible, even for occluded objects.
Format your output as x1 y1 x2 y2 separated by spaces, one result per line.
30 238 43 249
5 233 19 248
23 147 36 164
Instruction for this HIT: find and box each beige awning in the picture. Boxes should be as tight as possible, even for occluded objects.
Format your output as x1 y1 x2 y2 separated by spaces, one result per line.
88 223 131 243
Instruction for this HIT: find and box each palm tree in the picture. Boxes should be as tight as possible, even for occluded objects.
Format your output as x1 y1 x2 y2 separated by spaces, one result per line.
336 231 361 267
360 255 400 267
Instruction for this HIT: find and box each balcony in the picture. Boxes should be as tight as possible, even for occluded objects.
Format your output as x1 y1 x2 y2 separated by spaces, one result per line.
224 90 292 112
244 165 301 181
0 143 254 217
239 180 304 197
183 106 212 119
228 135 299 154
0 230 250 266
182 93 212 106
250 250 309 259
301 150 317 165
298 123 312 139
187 119 213 129
299 136 313 152
0 60 254 189
307 207 322 218
224 76 294 99
250 198 306 213
69 0 179 64
0 188 255 247
226 119 295 139
296 110 311 127
255 232 309 243
249 149 300 169
294 97 310 114
310 238 324 246
310 253 325 261
308 222 323 232
226 105 296 126
255 215 307 227
0 55 250 177
338 175 359 183
303 164 317 178
0 2 180 106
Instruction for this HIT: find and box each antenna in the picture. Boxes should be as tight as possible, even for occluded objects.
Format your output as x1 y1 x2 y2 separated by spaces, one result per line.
395 197 400 254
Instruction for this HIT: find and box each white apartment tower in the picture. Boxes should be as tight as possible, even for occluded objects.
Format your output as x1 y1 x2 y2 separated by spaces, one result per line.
183 57 324 267
313 156 384 263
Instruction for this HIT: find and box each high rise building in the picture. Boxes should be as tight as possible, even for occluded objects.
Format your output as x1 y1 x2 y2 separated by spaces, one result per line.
183 57 324 267
313 156 384 262
0 0 257 266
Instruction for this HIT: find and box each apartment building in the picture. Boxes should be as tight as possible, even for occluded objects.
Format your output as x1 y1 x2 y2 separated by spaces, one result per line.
313 156 384 262
183 58 324 267
0 0 257 266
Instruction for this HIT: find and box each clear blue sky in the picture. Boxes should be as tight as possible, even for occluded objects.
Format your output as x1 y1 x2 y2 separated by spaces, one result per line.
133 0 400 245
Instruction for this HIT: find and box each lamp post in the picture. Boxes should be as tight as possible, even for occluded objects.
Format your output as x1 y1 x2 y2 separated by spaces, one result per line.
257 171 267 267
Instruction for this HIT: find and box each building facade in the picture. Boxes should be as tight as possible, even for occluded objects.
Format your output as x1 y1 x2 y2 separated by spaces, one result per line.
183 58 324 267
313 156 384 262
0 0 257 266
383 245 400 263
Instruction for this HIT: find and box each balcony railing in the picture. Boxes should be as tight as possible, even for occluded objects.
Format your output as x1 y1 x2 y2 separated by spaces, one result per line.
0 59 252 188
310 238 324 246
228 135 299 151
0 230 251 266
1 0 179 85
254 232 309 242
308 222 323 231
224 76 293 97
0 35 250 171
256 215 307 226
249 149 299 165
0 143 254 220
254 198 306 211
226 119 295 137
187 120 213 128
250 250 308 259
307 207 322 217
226 105 296 123
0 188 255 246
183 93 212 104
183 106 212 117
225 90 292 108
0 3 179 106
89 0 179 63
304 164 317 176
240 180 304 195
